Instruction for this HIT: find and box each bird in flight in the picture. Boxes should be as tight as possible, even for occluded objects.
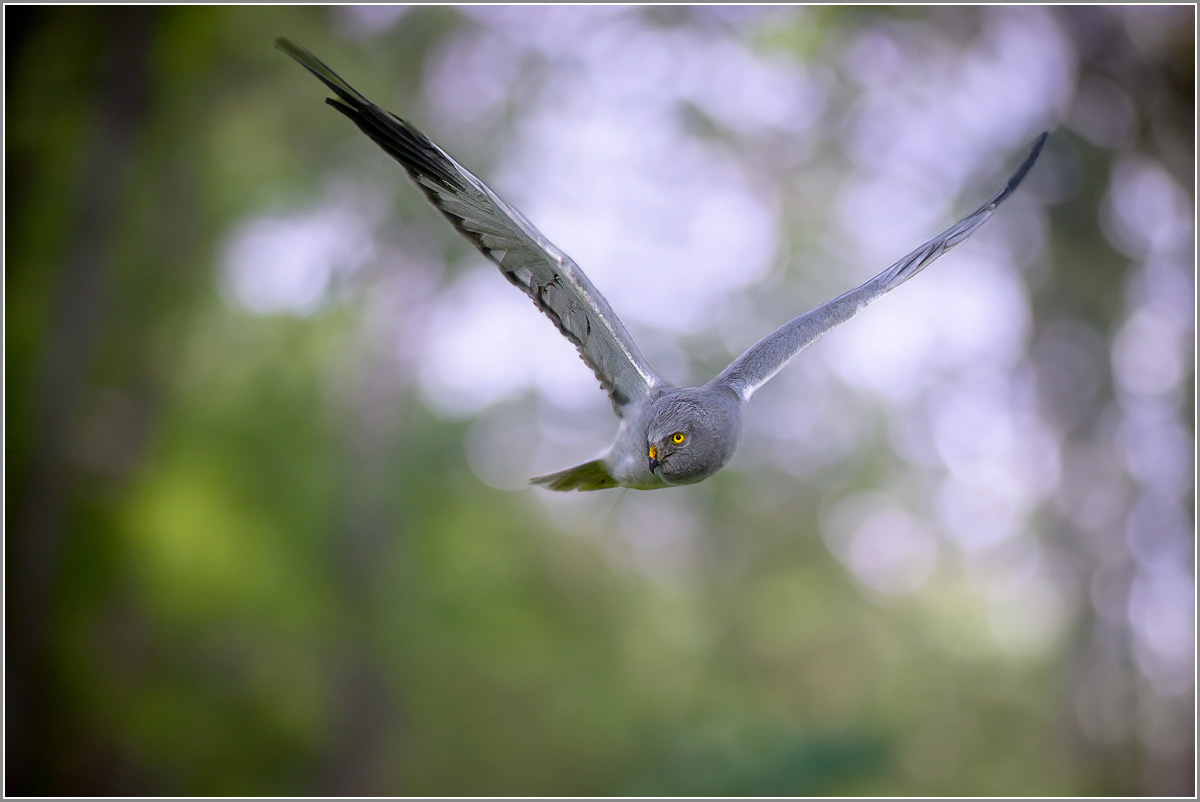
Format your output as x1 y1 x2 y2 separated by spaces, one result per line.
277 38 1047 492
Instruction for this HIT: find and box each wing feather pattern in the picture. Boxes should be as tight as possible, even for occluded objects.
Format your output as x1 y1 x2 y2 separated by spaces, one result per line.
277 38 661 412
713 133 1048 400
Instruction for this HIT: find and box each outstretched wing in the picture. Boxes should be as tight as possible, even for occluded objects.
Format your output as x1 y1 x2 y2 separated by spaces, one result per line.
277 38 663 413
712 133 1047 401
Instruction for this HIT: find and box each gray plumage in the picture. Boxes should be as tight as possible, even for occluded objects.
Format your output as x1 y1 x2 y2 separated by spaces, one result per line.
278 38 1047 492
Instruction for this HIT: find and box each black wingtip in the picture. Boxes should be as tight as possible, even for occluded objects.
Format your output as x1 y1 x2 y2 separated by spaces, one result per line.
275 36 370 113
1016 131 1049 183
996 131 1049 204
274 36 311 64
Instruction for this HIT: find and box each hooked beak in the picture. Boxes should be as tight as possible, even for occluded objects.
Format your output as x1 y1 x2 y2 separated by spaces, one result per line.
648 444 659 473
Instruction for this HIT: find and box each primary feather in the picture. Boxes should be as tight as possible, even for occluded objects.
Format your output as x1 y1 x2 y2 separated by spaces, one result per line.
276 38 662 414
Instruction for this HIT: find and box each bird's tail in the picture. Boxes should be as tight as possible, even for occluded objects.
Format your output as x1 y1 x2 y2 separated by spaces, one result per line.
530 459 619 491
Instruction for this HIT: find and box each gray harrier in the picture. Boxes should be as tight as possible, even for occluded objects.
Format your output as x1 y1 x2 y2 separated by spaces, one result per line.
277 38 1047 491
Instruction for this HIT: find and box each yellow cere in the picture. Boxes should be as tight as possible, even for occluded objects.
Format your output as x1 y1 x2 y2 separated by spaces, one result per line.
648 445 658 460
671 432 686 444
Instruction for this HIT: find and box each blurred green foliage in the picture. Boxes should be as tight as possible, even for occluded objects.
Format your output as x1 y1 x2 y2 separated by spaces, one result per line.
6 5 1193 797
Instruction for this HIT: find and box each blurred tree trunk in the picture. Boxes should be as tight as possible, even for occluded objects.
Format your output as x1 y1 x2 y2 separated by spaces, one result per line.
7 7 158 793
320 341 412 794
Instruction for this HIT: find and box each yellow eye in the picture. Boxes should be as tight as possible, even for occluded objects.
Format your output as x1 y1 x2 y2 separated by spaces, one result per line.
671 432 687 444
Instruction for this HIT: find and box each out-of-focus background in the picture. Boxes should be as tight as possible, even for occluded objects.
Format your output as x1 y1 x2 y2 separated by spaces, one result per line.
6 5 1194 796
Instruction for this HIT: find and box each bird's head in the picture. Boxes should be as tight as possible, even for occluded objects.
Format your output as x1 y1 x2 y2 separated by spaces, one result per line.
645 388 743 486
